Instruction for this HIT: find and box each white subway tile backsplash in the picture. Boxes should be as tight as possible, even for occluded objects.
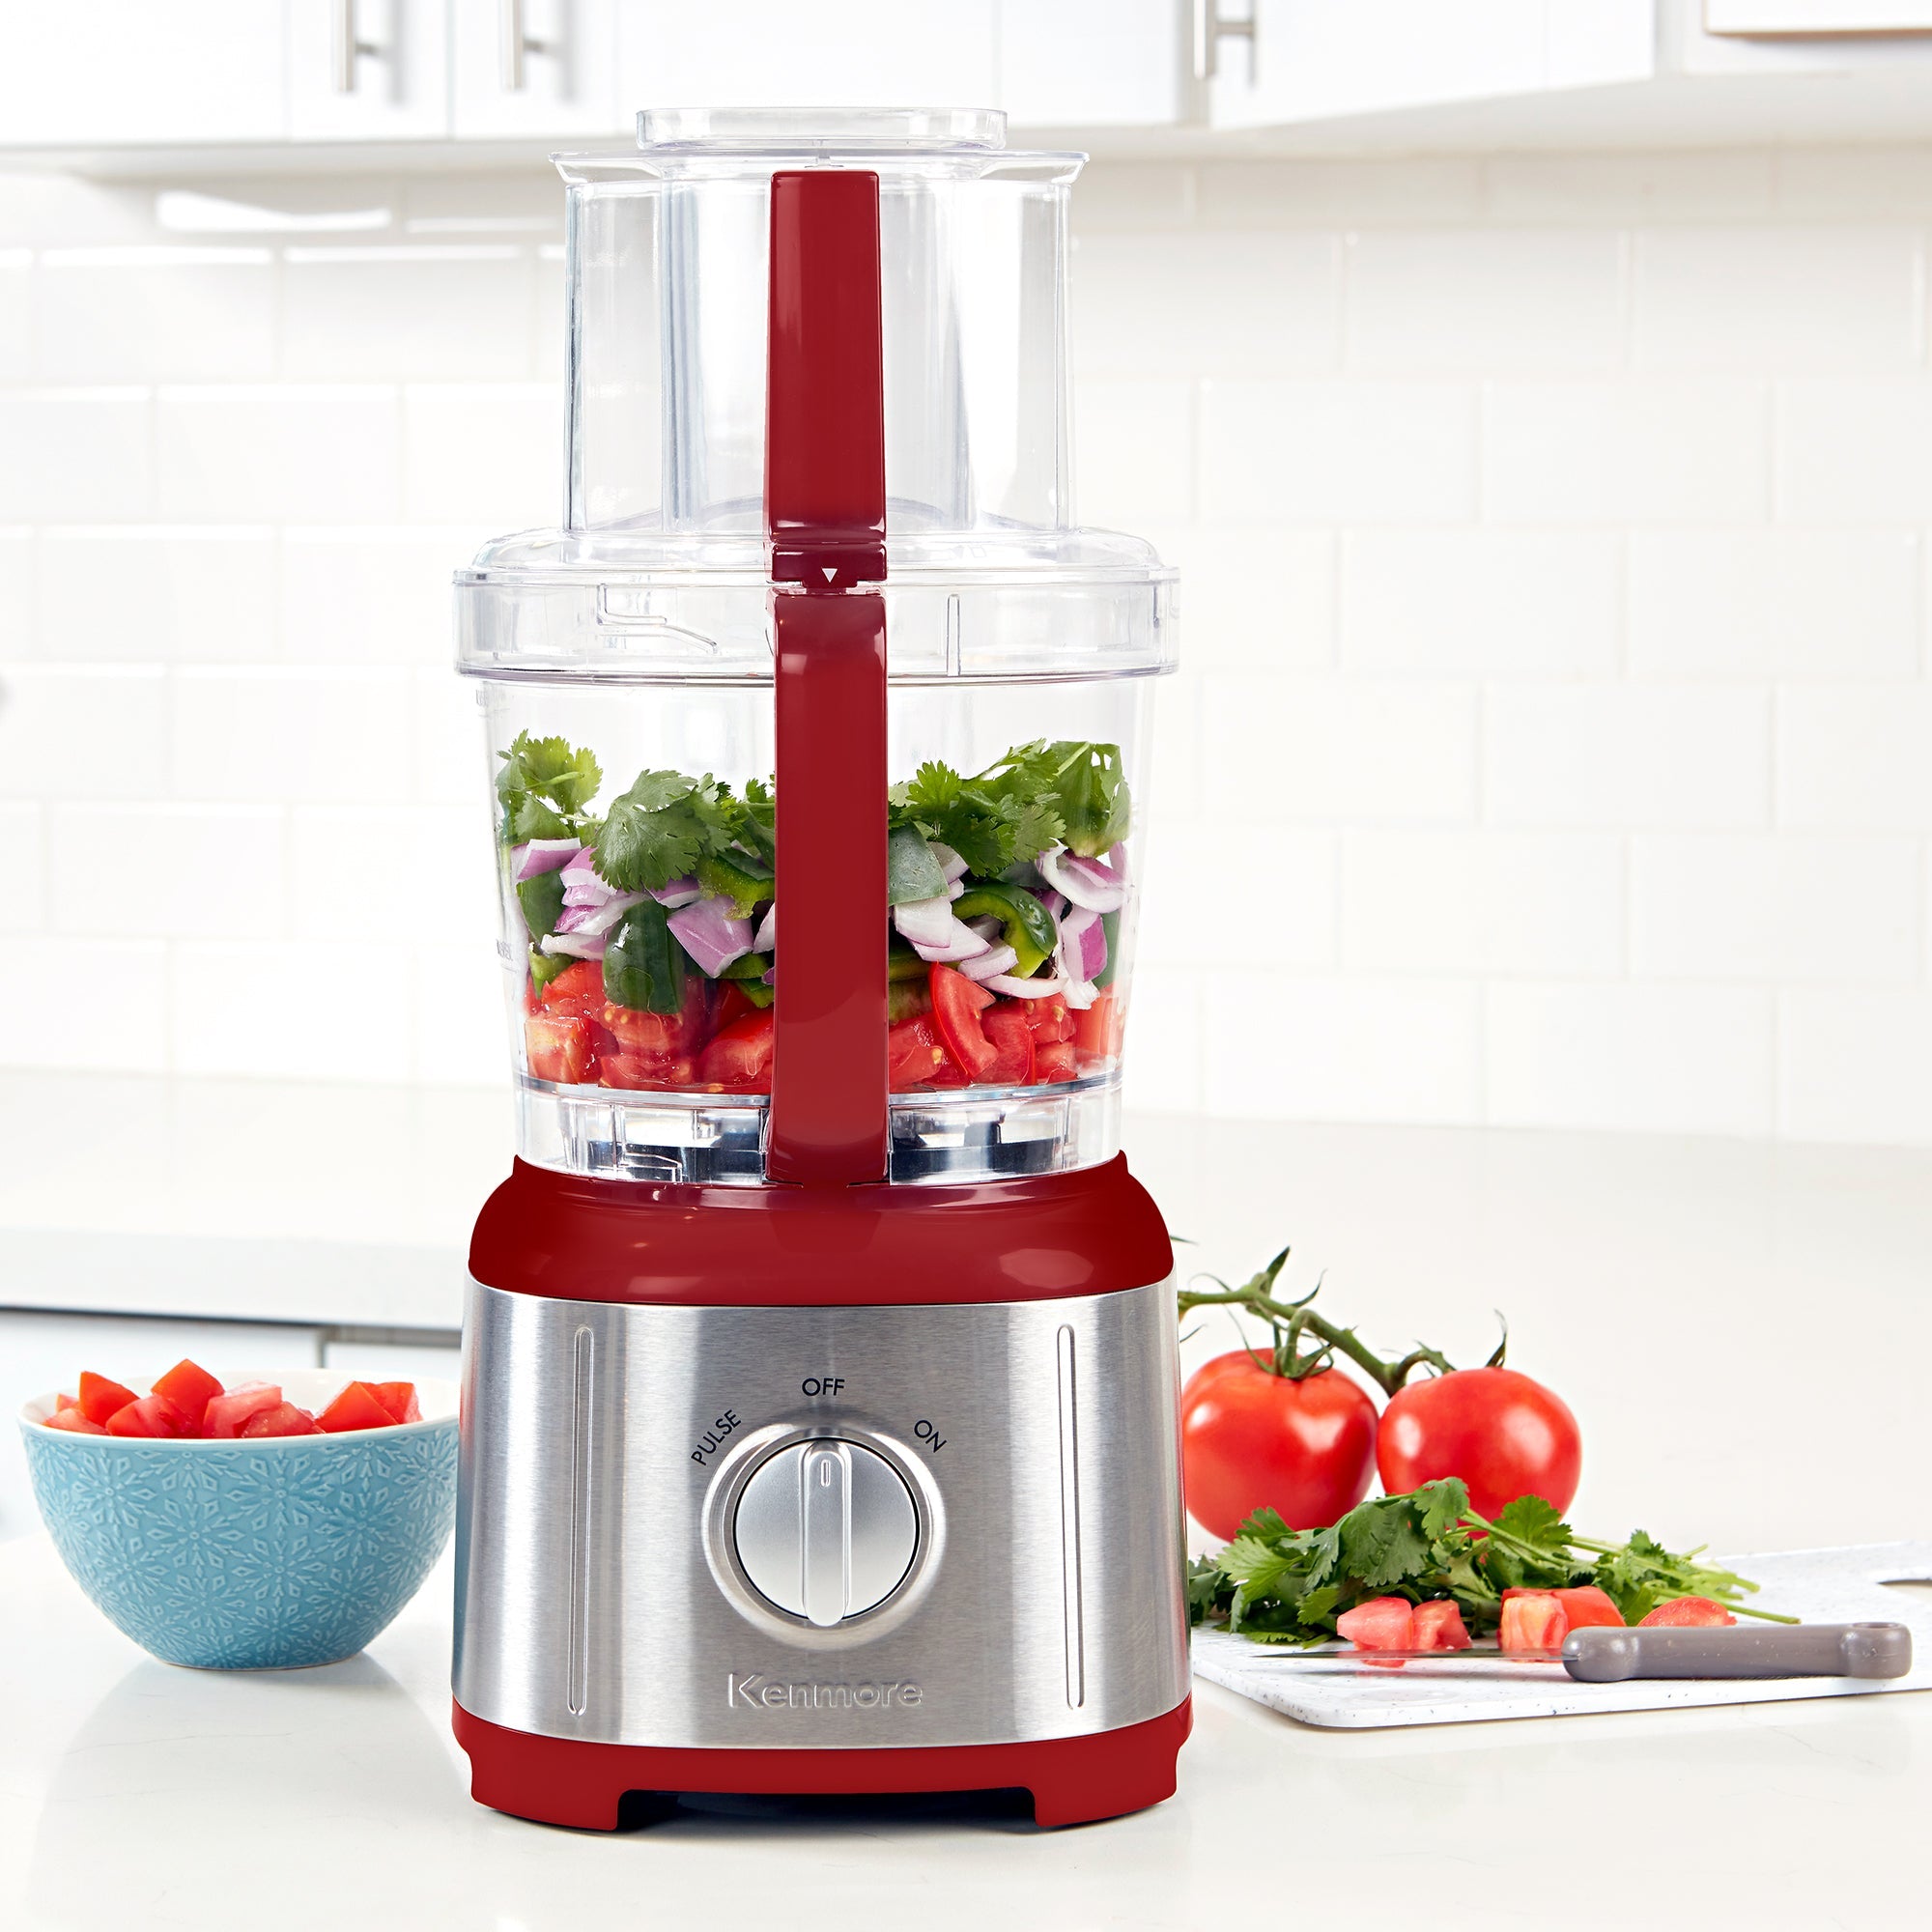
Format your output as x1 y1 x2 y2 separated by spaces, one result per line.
1779 989 1932 1144
1628 530 1919 679
171 668 412 803
1153 527 1334 671
1346 230 1625 373
37 527 275 663
1488 982 1776 1136
0 391 153 523
1777 381 1932 525
34 250 276 384
281 527 481 667
1203 380 1479 525
1632 833 1920 982
1205 675 1479 824
0 800 43 934
1633 229 1919 372
1203 974 1483 1124
291 803 491 944
283 246 536 382
1483 381 1770 525
401 384 560 526
410 943 509 1086
1486 684 1771 829
1341 529 1621 675
1120 967 1204 1115
1481 150 1776 225
0 665 167 799
1072 378 1194 526
1141 818 1336 971
1343 829 1626 976
157 386 403 523
171 940 412 1080
411 666 488 807
0 527 29 653
0 940 166 1071
1776 685 1932 828
0 251 29 379
1071 231 1340 376
52 805 284 938
1197 159 1486 229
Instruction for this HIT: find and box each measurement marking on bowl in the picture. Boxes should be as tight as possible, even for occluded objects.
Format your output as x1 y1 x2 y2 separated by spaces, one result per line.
567 1326 594 1717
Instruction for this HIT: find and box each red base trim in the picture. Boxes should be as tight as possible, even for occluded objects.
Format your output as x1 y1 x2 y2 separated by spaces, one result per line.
452 1699 1191 1832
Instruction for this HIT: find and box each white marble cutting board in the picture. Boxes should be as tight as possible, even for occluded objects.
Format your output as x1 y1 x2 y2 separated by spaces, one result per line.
1190 1542 1932 1729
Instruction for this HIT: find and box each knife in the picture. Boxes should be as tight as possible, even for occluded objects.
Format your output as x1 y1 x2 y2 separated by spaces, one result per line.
1241 1622 1913 1681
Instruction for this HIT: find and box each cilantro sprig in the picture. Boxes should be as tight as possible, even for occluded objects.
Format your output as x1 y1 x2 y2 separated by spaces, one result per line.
497 731 602 844
888 738 1127 876
593 770 774 895
1189 1480 1785 1646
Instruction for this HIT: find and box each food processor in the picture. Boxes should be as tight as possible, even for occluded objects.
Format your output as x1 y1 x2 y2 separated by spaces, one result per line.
449 105 1188 1830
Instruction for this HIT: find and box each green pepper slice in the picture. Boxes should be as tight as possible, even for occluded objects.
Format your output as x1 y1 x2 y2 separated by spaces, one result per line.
514 868 567 940
952 881 1057 978
604 898 686 1014
696 850 773 920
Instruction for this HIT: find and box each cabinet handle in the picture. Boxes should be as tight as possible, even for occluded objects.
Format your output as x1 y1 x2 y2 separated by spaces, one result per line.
1192 0 1257 83
331 0 380 94
500 0 554 91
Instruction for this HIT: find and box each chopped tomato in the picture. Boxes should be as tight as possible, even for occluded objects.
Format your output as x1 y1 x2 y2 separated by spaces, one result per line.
77 1371 137 1427
54 1391 77 1410
1498 1592 1568 1652
712 980 758 1034
1503 1584 1624 1631
1336 1596 1414 1665
539 959 606 1018
1638 1596 1735 1629
925 1052 972 1087
525 1012 593 1085
1073 987 1125 1065
887 1015 947 1089
152 1358 222 1432
1034 1039 1077 1083
697 1009 776 1090
1412 1600 1472 1651
105 1394 193 1438
371 1381 421 1425
202 1383 284 1438
928 965 997 1080
980 1004 1035 1085
317 1381 395 1433
600 1050 696 1090
1020 992 1073 1045
240 1401 320 1438
43 1406 107 1434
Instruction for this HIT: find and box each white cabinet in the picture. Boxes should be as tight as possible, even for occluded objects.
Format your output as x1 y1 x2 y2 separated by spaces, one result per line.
0 0 285 147
1000 0 1188 128
1706 2 1932 27
288 0 451 142
611 0 999 114
1205 0 1654 129
451 0 620 138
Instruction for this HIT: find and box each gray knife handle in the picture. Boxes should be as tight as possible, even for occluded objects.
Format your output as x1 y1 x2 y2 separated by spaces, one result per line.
1563 1621 1913 1683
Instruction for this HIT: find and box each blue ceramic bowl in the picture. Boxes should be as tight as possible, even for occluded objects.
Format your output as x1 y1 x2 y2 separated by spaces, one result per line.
18 1370 458 1669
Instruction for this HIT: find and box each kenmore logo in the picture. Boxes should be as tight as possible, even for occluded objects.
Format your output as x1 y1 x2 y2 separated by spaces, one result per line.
727 1672 923 1711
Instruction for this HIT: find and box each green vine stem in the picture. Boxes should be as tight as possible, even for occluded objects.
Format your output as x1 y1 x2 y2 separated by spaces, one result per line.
1176 1246 1455 1397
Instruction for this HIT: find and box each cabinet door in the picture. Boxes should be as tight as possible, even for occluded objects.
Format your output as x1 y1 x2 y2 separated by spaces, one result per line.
1208 0 1653 129
1001 0 1187 128
0 1 286 148
612 0 998 113
451 0 621 137
288 0 449 141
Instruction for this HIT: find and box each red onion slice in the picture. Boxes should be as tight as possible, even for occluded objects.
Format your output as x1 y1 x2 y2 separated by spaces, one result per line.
894 895 960 950
648 875 703 910
556 892 643 939
931 841 969 884
1054 904 1109 983
959 943 1019 982
668 895 753 978
1063 978 1098 1010
512 838 581 882
982 973 1065 999
910 917 993 963
1037 844 1127 914
540 931 607 961
752 903 777 953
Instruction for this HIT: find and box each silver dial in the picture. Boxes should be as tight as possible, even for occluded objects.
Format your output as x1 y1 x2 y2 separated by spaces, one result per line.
731 1438 919 1627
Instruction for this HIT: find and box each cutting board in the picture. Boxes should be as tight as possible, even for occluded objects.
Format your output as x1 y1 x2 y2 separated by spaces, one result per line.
1190 1542 1932 1730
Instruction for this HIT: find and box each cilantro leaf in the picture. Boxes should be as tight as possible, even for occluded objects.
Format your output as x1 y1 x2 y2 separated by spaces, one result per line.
1338 1493 1435 1591
497 732 602 816
594 769 740 893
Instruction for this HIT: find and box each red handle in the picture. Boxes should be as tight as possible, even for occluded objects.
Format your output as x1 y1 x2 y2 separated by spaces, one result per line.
764 169 889 1186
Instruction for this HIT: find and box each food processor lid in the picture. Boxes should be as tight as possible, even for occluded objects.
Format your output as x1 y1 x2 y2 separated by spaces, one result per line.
458 104 1173 684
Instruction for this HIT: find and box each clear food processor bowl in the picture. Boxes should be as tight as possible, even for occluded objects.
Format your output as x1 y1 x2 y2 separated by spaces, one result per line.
457 108 1176 1186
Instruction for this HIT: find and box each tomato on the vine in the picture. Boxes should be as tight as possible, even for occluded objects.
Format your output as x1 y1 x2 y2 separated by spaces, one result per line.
1376 1366 1581 1521
1179 1352 1378 1541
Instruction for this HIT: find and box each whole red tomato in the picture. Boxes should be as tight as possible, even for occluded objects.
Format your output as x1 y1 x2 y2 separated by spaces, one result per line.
1180 1353 1379 1540
1377 1367 1581 1520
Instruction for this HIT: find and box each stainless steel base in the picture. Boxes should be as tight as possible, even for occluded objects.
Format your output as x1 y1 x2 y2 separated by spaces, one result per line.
453 1280 1188 1751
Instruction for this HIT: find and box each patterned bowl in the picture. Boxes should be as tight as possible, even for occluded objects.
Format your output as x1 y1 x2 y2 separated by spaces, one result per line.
17 1370 458 1670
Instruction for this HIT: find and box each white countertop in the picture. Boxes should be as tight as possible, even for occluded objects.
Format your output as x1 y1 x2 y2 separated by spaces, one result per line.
5 1090 1931 1918
1 1530 1924 1931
